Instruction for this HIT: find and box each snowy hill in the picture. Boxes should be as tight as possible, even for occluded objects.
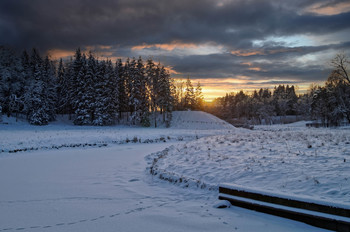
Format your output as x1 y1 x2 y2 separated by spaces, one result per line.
171 111 234 130
0 111 233 153
1 111 233 130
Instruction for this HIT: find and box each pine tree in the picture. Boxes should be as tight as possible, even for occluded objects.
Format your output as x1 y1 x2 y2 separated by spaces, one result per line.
0 47 12 116
56 58 67 114
184 77 195 110
273 85 288 116
69 48 85 115
173 79 185 110
194 82 204 110
93 60 118 125
42 56 57 121
123 58 132 120
286 85 298 115
115 58 127 120
93 60 107 125
0 47 25 118
23 48 50 125
157 65 173 126
106 59 119 124
135 57 150 127
74 54 92 125
146 58 159 127
78 52 97 125
311 87 330 126
128 58 139 125
137 57 151 127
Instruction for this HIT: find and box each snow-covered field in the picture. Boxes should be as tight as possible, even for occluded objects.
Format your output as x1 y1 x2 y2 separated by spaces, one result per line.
0 143 324 232
150 121 350 206
0 112 343 231
0 111 233 154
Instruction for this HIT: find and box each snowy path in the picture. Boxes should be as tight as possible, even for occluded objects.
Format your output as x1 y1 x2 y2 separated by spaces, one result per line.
0 143 327 231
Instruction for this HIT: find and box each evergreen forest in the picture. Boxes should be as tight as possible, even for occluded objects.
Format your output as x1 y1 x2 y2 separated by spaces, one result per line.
0 46 349 127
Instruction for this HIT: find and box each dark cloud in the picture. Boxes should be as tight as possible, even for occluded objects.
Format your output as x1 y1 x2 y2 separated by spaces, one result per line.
149 41 350 81
0 0 349 94
1 0 349 50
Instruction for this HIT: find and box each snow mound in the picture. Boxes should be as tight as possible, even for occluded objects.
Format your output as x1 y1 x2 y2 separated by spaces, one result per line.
171 111 234 130
0 112 234 154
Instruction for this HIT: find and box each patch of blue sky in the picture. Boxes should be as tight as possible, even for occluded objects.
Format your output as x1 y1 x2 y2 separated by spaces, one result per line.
252 35 315 48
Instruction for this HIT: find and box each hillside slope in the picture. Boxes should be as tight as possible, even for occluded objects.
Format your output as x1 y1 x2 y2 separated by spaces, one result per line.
0 111 234 153
171 111 234 130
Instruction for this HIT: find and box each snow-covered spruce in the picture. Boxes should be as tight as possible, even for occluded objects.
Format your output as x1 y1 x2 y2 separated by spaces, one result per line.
0 47 175 126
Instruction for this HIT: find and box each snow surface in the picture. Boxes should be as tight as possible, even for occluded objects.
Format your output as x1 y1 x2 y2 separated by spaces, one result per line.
149 121 350 206
0 143 325 232
0 111 234 153
171 111 234 130
0 113 337 231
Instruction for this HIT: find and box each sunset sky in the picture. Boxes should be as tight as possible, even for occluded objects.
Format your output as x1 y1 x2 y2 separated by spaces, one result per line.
1 0 350 101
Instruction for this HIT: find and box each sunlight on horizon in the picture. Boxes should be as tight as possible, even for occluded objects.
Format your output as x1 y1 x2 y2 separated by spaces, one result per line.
194 79 324 102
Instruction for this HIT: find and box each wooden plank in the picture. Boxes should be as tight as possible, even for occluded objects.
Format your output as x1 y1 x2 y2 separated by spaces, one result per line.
219 194 350 232
219 185 350 232
219 185 350 218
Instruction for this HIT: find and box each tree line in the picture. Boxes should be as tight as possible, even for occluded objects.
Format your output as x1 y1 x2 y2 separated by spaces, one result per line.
173 77 204 111
206 84 306 125
311 53 350 126
207 53 350 127
2 45 347 127
0 46 205 126
0 47 177 126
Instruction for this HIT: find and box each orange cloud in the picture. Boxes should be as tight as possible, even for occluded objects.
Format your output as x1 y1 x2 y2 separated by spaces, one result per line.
132 41 198 51
248 67 263 71
83 45 114 59
241 62 253 66
232 47 302 57
98 45 112 50
47 49 75 60
304 2 350 15
47 45 115 61
268 47 302 54
231 49 265 56
241 61 264 72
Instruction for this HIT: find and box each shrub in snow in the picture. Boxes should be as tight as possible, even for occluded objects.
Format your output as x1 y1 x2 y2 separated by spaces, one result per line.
132 136 138 143
28 108 49 125
74 108 92 125
141 112 151 127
